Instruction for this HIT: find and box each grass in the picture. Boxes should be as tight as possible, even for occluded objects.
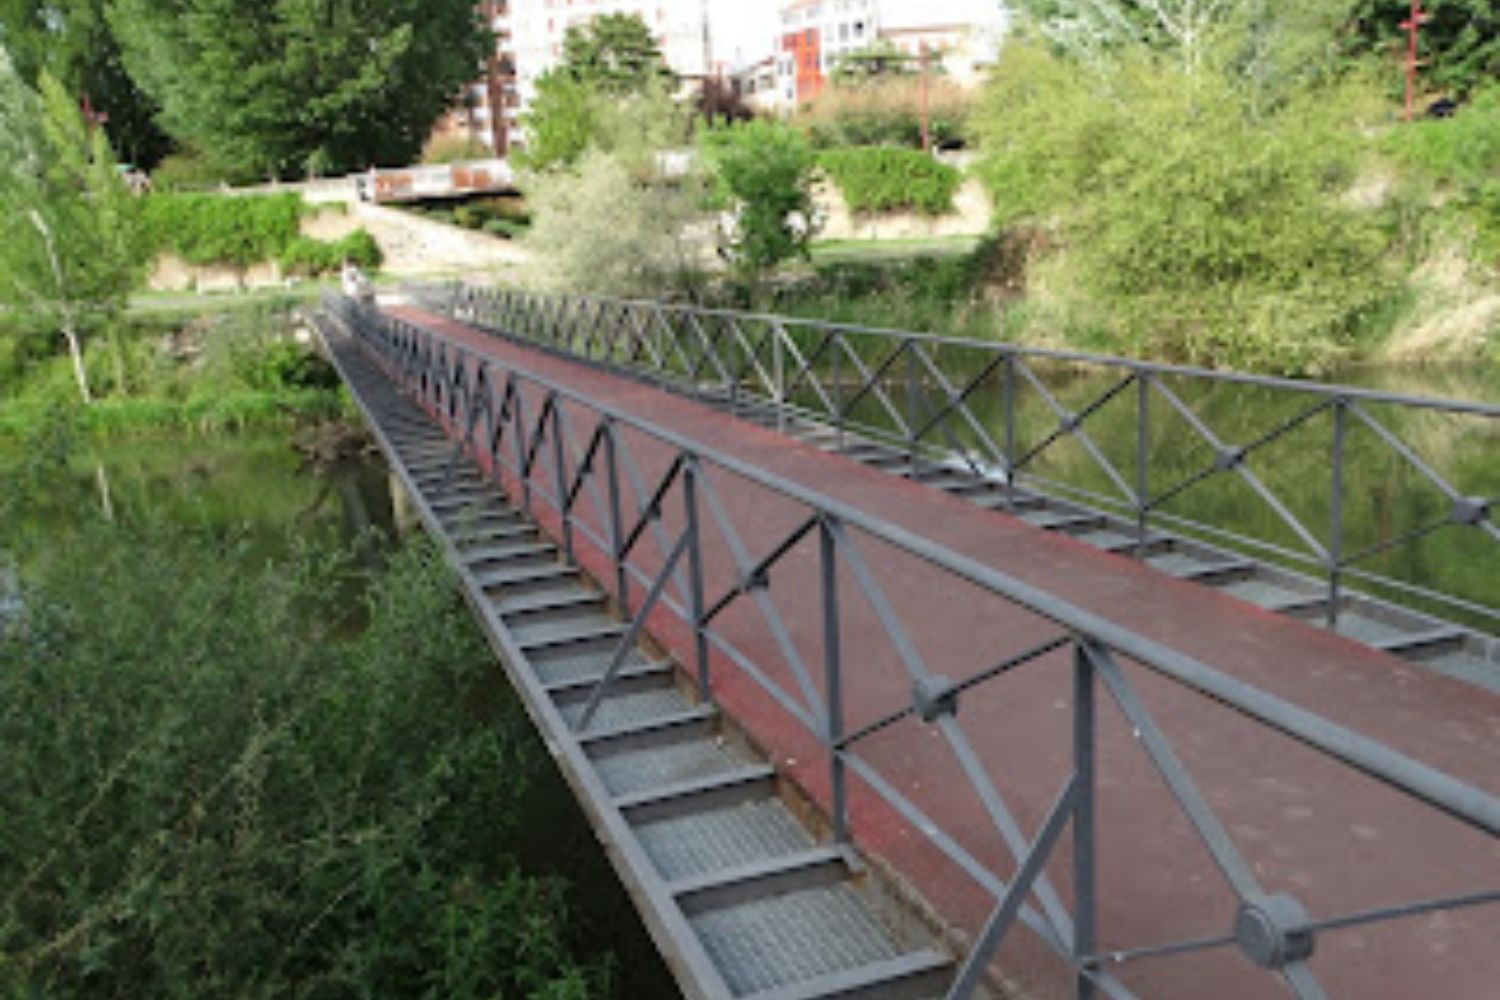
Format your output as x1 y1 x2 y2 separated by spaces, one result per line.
809 234 984 264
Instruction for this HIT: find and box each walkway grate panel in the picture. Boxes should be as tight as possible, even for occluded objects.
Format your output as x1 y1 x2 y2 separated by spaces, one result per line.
593 737 754 797
636 798 816 882
691 885 901 996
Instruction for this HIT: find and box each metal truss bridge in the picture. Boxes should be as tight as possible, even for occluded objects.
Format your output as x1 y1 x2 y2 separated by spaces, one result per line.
312 289 1499 1000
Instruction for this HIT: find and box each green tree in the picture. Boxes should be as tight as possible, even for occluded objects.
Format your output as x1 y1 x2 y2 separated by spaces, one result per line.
0 49 145 403
517 14 672 172
1346 0 1500 98
975 40 1391 374
829 40 918 85
106 0 489 179
516 73 600 172
557 12 674 96
524 86 709 296
0 0 169 166
1015 0 1345 86
699 119 819 282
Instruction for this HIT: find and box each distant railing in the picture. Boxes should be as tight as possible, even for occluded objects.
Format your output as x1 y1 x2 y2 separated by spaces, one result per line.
426 284 1500 638
328 293 1500 1000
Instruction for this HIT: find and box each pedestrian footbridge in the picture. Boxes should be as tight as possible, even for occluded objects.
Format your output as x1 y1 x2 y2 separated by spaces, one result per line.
312 290 1499 1000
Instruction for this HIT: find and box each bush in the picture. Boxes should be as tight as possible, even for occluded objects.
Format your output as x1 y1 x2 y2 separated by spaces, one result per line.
0 523 601 997
1385 87 1500 263
819 147 962 215
143 192 304 266
797 78 973 150
149 151 242 191
975 42 1393 374
700 119 820 280
280 229 384 276
524 149 709 297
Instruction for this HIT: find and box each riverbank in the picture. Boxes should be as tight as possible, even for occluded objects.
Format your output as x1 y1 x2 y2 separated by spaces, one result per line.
761 238 1500 375
0 296 349 439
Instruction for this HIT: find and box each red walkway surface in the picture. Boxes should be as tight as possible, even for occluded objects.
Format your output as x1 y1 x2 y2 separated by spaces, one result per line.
389 306 1500 1000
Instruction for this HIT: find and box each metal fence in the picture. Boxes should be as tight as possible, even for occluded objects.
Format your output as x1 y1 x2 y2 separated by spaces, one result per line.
330 295 1500 1000
428 285 1500 638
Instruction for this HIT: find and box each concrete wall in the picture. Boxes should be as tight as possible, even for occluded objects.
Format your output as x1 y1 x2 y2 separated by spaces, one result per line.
146 201 528 292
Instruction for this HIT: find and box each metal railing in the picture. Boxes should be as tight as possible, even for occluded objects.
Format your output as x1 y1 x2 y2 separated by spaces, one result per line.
429 285 1500 639
328 295 1500 1000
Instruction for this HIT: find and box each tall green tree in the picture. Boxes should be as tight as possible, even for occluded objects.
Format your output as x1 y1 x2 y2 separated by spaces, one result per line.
0 48 145 403
558 12 674 96
699 119 819 283
106 0 489 179
518 13 672 171
0 0 169 167
1346 0 1500 98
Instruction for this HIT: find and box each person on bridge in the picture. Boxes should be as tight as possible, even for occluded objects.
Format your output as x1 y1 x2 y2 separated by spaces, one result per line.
340 259 373 305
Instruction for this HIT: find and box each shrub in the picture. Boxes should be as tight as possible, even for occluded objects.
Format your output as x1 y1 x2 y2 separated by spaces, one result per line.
149 151 241 191
278 229 381 277
819 146 962 215
524 149 709 297
700 119 820 280
797 78 973 150
0 523 602 997
143 192 304 266
975 42 1392 374
1385 86 1500 263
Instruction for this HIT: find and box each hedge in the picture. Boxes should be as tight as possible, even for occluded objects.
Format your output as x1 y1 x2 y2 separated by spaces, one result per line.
280 230 383 276
143 193 381 276
143 193 304 267
819 146 962 216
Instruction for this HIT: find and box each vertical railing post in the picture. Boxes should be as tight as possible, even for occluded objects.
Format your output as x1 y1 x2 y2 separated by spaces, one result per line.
1073 639 1097 1000
551 394 573 565
1329 399 1347 629
833 335 845 450
605 420 629 617
512 377 531 517
683 460 710 702
820 515 848 843
1004 353 1018 512
1136 370 1150 556
905 340 918 474
773 325 787 434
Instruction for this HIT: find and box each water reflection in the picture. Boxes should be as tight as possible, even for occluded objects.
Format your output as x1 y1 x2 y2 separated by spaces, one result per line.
801 358 1500 628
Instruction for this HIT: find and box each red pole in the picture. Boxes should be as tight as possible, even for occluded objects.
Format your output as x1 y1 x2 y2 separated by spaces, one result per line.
1400 0 1427 122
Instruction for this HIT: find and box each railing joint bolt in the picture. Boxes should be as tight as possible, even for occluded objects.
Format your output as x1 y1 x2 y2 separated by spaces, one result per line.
912 675 959 723
1234 893 1315 969
1452 496 1490 526
1215 446 1246 472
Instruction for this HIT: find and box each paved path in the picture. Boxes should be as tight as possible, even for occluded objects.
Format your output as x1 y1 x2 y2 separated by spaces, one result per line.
391 305 1500 1000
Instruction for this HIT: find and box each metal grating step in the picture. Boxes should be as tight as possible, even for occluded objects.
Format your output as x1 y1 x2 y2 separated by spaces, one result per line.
530 642 659 687
504 602 613 646
634 797 817 882
593 733 756 797
557 685 690 732
493 581 606 616
690 884 903 997
1424 650 1500 694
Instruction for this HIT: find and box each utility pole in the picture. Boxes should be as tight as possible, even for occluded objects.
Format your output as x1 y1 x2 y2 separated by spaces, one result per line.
1400 0 1428 122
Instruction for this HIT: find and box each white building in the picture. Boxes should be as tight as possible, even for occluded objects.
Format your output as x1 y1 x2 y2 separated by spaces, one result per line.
765 0 1009 109
510 0 712 128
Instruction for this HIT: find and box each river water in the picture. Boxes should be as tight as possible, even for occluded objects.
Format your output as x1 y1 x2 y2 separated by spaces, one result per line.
806 355 1500 629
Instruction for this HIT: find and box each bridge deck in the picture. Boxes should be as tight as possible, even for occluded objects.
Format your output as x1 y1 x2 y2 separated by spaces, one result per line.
350 303 1498 999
